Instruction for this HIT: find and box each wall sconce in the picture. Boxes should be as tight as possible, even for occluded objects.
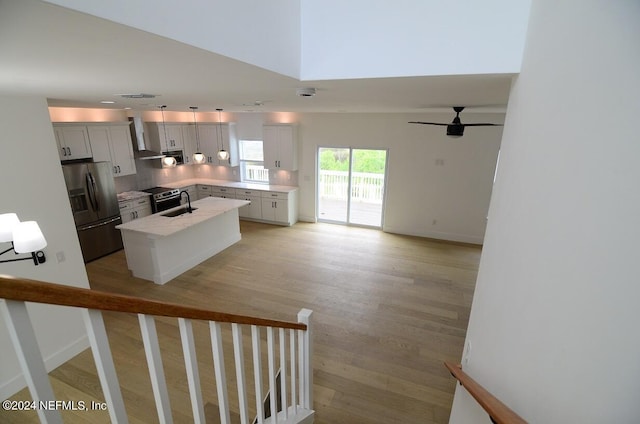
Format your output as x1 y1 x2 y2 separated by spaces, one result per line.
0 213 47 266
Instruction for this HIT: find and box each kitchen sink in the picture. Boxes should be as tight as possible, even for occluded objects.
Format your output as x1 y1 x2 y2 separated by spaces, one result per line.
161 207 197 217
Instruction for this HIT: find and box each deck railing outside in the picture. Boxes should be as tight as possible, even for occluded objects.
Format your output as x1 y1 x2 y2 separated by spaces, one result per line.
318 170 384 203
0 276 314 424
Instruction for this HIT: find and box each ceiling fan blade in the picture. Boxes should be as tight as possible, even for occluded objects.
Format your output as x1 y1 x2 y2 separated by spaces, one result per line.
408 121 449 126
462 123 503 127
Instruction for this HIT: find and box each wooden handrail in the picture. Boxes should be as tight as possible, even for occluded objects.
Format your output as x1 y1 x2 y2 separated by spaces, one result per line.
0 275 307 330
444 362 527 424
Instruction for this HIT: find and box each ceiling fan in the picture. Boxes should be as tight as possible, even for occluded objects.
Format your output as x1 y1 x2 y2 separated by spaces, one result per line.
409 106 502 137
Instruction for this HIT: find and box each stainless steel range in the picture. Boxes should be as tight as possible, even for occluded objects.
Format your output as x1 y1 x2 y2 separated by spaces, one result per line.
142 187 181 213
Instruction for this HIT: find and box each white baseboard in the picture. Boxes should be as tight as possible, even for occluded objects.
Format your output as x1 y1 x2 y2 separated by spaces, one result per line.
297 215 317 223
0 335 89 400
382 225 484 245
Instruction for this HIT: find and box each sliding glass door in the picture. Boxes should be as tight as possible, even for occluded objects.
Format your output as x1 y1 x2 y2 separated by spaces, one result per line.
317 147 387 228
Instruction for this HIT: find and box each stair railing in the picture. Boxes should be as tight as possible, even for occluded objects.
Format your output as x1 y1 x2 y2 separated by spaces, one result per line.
0 275 314 424
444 362 526 424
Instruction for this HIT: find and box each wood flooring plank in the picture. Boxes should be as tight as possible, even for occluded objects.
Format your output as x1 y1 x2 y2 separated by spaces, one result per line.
5 221 481 423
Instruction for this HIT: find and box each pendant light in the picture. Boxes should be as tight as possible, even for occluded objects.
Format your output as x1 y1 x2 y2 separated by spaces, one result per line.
216 108 229 161
190 106 206 164
159 105 177 168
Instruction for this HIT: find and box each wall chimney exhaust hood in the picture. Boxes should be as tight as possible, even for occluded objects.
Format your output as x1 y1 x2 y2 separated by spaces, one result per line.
129 117 165 160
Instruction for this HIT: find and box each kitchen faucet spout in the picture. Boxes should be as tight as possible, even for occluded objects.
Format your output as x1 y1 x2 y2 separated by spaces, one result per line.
180 190 192 213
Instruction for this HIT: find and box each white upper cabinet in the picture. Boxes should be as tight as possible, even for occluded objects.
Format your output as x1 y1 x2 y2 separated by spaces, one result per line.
146 123 185 153
53 125 92 161
87 124 137 177
262 125 298 170
193 123 239 167
181 124 196 165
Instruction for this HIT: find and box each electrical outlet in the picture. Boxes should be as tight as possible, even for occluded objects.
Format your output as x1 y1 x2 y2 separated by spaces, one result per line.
56 251 66 263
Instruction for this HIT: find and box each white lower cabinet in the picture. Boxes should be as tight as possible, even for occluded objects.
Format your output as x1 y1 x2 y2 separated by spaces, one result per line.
195 184 297 226
197 184 213 198
211 186 236 199
119 196 151 223
258 190 297 225
236 189 263 219
180 185 197 203
261 196 289 223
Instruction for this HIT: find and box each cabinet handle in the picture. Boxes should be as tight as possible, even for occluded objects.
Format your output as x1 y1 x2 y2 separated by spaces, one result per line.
117 165 121 173
113 166 117 173
66 147 71 156
62 147 67 157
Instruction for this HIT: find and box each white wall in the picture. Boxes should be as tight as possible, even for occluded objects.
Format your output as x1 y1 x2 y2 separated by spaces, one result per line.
297 112 503 243
449 0 640 422
301 0 531 79
0 96 90 399
43 0 302 78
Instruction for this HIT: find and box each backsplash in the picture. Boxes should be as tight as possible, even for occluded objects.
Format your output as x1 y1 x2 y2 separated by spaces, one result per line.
114 159 298 193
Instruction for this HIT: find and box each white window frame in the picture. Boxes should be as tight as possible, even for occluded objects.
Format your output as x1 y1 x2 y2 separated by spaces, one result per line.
239 139 269 184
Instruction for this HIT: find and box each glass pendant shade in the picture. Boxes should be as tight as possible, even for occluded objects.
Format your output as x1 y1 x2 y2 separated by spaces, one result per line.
217 149 229 161
193 152 206 164
162 156 177 168
0 213 20 242
12 221 47 253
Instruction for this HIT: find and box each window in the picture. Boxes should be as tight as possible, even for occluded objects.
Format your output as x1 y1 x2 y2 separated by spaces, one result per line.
239 140 269 183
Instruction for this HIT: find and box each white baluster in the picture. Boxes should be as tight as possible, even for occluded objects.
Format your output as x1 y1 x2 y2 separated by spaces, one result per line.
1 300 62 424
252 326 265 424
290 328 297 415
267 327 278 424
279 328 288 420
298 309 313 410
210 321 230 424
83 309 128 423
178 318 205 423
138 314 173 424
232 323 249 424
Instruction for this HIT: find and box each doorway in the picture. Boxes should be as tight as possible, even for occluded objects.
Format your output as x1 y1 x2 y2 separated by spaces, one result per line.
317 147 387 228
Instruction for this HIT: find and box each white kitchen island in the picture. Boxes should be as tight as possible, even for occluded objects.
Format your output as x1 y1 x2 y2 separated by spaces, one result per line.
116 196 249 285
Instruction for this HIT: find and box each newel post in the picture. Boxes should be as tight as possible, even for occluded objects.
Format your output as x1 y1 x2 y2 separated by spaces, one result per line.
297 308 313 410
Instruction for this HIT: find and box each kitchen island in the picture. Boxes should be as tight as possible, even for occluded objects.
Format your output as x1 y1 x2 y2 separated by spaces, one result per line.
116 196 249 285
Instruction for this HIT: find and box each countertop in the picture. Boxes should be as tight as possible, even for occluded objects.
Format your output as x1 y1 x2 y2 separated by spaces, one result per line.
165 178 299 193
117 191 151 202
116 196 249 237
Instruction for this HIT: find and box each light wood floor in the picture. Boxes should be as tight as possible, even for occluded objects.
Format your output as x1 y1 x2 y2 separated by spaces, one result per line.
2 221 481 423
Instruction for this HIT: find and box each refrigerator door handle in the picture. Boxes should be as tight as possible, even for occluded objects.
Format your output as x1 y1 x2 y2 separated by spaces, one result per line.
85 173 97 211
89 172 100 211
77 216 122 232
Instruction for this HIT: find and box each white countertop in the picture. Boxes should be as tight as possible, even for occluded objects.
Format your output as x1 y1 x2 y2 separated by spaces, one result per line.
117 191 151 202
165 178 299 193
116 196 249 237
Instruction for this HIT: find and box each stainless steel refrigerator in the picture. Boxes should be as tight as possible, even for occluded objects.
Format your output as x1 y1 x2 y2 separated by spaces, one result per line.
62 161 123 262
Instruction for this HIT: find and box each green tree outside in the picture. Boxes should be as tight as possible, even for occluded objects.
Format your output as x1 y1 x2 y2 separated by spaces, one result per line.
320 148 386 173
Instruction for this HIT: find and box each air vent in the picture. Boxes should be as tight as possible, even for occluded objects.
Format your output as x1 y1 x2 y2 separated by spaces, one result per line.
296 88 316 97
118 93 157 99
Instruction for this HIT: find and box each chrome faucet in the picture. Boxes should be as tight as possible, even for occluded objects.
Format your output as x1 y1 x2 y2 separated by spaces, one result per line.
180 190 192 213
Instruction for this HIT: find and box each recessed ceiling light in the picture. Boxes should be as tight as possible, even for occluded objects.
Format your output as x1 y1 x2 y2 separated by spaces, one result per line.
117 93 158 99
100 100 115 104
296 87 316 97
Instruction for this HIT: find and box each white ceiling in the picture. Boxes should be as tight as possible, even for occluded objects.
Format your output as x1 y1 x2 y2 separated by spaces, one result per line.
0 0 514 114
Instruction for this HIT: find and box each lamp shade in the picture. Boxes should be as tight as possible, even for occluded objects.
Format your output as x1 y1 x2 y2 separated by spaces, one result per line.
217 149 229 161
0 213 20 242
12 221 47 253
162 156 177 168
193 152 206 164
